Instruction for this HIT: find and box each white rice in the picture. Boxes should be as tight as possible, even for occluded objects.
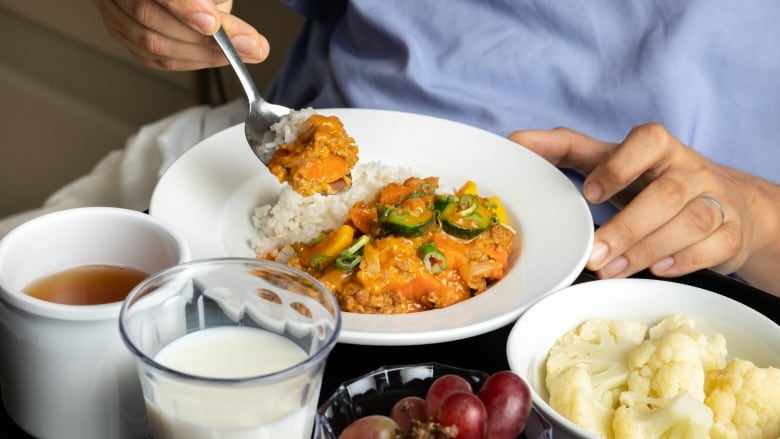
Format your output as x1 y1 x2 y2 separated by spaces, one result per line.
251 108 413 258
251 161 413 259
258 107 318 157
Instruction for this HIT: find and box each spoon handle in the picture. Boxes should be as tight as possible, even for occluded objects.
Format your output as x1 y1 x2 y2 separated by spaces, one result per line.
213 28 261 104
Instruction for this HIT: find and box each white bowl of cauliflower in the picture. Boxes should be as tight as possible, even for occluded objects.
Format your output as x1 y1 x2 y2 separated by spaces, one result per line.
506 278 780 439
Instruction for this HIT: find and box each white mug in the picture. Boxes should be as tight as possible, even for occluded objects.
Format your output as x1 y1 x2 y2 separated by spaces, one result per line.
0 207 190 439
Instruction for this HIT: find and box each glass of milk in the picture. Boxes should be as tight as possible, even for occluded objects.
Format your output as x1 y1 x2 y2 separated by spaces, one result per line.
118 258 341 439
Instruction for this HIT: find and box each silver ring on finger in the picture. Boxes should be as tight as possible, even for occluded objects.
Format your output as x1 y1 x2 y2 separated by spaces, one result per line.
699 195 725 226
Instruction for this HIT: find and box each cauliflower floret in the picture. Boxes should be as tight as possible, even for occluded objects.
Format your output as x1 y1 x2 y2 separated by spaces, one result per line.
627 315 727 400
547 363 615 437
704 358 780 439
613 391 714 439
546 319 648 438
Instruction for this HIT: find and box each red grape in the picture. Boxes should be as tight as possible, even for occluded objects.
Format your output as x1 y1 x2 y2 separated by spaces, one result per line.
436 391 488 439
337 369 532 439
425 374 473 418
337 415 398 439
478 371 533 439
391 396 427 432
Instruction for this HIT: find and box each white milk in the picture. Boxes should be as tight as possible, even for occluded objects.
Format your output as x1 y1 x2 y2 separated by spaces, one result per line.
153 326 307 378
145 326 316 439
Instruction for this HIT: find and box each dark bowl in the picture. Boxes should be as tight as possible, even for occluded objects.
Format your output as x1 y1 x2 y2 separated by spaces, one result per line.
314 362 553 438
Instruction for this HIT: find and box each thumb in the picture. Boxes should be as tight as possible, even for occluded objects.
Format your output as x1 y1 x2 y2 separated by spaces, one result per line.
158 0 225 35
509 128 616 176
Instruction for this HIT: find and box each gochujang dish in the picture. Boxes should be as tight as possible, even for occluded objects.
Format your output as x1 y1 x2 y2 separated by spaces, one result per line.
255 174 516 314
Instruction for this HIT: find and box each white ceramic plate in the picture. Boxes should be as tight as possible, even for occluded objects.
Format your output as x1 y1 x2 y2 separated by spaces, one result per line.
150 108 593 345
506 278 780 439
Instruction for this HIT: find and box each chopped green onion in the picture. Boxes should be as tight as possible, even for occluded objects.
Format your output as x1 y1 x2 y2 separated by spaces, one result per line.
342 235 370 256
408 182 436 199
310 233 328 245
335 253 362 270
465 211 484 224
309 254 334 270
421 182 436 194
333 235 370 271
458 194 479 216
418 242 447 274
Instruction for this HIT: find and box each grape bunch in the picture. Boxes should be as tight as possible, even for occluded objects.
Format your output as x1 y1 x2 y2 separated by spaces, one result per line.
337 370 532 439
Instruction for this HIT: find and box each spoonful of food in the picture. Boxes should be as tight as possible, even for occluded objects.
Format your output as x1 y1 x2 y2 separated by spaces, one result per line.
213 28 354 196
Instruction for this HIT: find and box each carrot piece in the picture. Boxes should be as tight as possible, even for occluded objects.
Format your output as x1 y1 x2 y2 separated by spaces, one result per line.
378 183 416 204
431 233 470 269
297 155 351 183
398 275 442 301
349 206 378 235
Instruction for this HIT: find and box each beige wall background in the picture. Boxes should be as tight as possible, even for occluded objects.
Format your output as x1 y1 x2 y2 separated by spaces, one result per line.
0 0 303 218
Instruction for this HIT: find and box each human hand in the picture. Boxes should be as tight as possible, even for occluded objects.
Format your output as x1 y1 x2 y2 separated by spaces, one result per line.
509 124 771 282
92 0 269 70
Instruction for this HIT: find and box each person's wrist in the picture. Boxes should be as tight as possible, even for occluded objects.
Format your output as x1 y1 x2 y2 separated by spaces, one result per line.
733 172 780 293
744 175 780 258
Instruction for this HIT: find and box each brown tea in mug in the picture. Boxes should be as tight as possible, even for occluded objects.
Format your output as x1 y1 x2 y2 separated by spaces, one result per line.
24 265 150 305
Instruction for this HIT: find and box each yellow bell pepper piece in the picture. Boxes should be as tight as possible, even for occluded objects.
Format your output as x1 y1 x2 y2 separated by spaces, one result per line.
457 181 507 224
301 224 355 269
489 196 508 224
457 180 478 197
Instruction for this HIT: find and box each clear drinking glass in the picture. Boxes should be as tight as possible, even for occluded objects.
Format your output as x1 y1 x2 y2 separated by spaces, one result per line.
119 258 341 439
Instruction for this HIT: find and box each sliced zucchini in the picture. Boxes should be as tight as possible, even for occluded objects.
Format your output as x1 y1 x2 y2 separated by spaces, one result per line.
440 196 495 239
378 198 435 237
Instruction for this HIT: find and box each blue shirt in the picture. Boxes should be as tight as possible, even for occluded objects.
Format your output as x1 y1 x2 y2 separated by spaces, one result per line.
267 1 780 223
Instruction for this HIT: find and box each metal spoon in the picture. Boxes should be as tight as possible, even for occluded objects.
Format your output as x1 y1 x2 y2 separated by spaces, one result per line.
213 27 280 166
213 28 351 194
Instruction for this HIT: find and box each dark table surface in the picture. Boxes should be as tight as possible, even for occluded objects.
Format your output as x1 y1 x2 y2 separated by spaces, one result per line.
3 269 778 437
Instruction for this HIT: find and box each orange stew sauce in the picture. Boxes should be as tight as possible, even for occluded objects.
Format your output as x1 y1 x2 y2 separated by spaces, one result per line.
268 177 516 314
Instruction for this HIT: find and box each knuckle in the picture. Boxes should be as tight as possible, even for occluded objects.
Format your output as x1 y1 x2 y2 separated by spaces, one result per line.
623 241 655 269
131 1 161 29
139 32 167 57
665 248 711 277
632 122 672 145
685 198 720 234
610 216 643 249
651 177 687 206
596 158 629 185
151 55 183 71
124 46 163 69
719 223 744 255
551 126 576 135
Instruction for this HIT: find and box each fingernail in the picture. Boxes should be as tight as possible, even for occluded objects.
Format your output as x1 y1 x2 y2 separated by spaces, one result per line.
652 256 674 272
192 13 217 34
589 241 609 266
601 256 628 277
231 35 260 57
583 182 603 202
